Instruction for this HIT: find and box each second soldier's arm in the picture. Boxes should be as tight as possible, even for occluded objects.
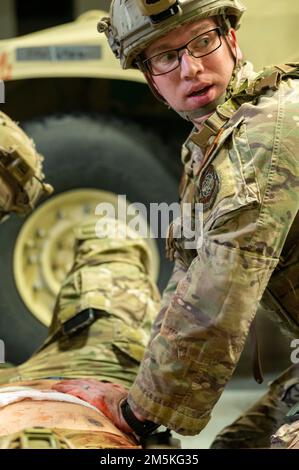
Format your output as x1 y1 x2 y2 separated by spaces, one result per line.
127 83 299 436
148 256 188 344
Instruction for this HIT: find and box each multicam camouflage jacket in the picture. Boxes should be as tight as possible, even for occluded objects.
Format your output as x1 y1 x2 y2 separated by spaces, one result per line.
128 62 299 435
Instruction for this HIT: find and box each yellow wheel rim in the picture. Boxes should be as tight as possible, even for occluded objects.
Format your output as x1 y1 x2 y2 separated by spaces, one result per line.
14 189 160 326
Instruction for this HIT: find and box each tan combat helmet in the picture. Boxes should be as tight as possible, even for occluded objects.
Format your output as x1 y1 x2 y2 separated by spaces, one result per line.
98 0 246 70
0 112 53 221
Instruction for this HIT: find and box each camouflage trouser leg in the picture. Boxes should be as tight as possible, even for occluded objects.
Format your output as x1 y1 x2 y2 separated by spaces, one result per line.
210 364 299 449
0 217 161 388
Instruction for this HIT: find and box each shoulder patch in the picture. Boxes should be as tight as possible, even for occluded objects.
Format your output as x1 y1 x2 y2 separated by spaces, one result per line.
198 164 220 211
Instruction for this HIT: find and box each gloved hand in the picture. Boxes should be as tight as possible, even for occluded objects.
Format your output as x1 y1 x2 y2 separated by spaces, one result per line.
52 379 133 434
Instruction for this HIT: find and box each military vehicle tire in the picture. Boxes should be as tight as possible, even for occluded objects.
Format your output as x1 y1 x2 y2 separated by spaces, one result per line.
0 114 178 364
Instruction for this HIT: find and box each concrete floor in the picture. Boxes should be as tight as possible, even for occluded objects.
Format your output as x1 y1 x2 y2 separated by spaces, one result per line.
173 376 271 449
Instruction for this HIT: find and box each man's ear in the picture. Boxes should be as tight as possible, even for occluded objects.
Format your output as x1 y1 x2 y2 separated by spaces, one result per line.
227 29 237 46
227 28 243 62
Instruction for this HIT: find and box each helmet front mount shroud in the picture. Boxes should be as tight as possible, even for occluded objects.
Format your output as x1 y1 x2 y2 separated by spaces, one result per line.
98 0 246 69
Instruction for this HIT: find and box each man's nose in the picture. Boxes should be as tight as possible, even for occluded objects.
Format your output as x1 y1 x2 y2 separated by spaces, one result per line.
180 50 204 80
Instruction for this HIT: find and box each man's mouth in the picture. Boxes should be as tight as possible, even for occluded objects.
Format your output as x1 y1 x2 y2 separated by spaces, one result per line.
188 85 213 97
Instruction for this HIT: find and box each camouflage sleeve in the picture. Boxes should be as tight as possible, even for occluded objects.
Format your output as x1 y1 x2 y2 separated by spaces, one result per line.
148 257 188 343
128 81 299 435
161 257 188 309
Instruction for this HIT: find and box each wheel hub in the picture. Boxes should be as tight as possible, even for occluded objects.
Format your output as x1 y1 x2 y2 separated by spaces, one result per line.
14 189 160 326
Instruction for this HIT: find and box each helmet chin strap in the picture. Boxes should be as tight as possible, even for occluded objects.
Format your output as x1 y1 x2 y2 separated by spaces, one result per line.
175 93 226 121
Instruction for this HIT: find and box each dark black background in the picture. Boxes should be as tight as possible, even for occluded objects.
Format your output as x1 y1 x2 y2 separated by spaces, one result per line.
16 0 74 36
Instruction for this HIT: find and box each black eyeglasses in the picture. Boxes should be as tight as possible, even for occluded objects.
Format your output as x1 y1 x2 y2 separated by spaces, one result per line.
143 27 223 76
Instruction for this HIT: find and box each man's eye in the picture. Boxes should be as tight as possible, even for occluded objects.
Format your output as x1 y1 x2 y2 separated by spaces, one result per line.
194 37 211 49
159 52 177 64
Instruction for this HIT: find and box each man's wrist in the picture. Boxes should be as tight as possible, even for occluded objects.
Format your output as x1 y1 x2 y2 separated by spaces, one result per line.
130 405 146 422
120 398 159 438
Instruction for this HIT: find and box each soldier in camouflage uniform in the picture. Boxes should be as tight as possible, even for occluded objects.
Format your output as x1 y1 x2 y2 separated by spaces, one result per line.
0 113 160 447
0 216 161 448
52 0 299 447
